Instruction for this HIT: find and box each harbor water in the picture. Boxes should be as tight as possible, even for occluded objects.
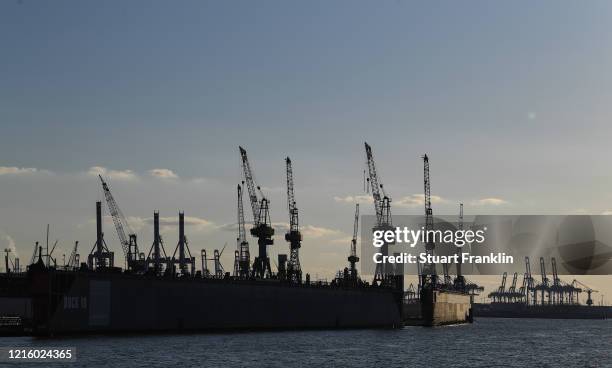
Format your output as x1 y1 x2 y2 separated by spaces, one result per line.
0 318 609 367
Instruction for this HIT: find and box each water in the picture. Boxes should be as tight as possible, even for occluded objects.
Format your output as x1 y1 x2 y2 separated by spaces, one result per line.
0 318 610 367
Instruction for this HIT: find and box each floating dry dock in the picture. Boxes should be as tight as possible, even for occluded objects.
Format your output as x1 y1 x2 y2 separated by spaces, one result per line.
26 259 403 335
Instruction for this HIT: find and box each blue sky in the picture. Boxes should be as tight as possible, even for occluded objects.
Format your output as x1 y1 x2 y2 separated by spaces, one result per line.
1 1 612 294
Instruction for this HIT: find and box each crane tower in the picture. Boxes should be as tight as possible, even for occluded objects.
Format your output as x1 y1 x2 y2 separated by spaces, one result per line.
285 157 302 283
239 146 274 279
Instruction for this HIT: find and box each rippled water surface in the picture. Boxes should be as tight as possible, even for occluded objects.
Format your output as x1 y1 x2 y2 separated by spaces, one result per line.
1 318 610 367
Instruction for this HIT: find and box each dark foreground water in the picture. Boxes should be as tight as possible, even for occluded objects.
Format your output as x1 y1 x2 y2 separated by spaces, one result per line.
0 318 610 367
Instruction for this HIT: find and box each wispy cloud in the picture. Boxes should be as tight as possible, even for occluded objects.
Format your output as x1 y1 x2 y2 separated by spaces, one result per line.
301 225 344 239
219 222 347 242
0 231 17 258
100 215 216 233
145 215 215 230
88 166 137 181
470 197 509 206
0 166 39 175
333 195 371 204
149 168 178 179
395 194 445 208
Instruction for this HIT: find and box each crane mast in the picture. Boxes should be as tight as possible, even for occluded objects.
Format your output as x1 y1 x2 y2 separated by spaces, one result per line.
509 272 518 293
98 175 140 269
237 184 250 278
239 146 274 279
67 241 80 269
525 257 534 304
284 157 302 283
454 203 466 289
348 204 360 281
421 154 437 287
539 256 549 305
364 142 392 285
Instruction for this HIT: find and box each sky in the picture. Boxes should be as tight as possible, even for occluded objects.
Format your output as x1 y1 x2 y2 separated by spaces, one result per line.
1 0 612 301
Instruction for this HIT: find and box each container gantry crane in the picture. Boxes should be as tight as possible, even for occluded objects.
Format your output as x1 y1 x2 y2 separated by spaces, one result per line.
99 175 142 270
284 157 302 283
364 142 392 285
239 146 274 279
538 256 550 304
171 212 196 276
524 257 535 304
489 272 507 302
146 211 168 275
236 184 250 278
88 201 114 269
348 204 360 281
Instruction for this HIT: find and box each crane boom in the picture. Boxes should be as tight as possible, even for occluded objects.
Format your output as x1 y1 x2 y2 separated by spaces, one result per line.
239 146 261 225
539 256 548 285
509 272 518 292
99 175 138 266
68 241 79 268
364 143 391 226
551 257 560 285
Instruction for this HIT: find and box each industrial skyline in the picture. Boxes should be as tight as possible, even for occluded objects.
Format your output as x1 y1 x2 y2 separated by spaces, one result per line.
2 1 612 298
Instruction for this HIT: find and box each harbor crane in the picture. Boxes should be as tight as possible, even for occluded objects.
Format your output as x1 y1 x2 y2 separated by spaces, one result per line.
524 257 535 304
550 257 564 304
573 280 598 306
536 256 550 305
239 146 274 279
171 212 196 276
236 184 250 278
99 175 142 270
508 272 517 294
421 154 438 287
364 142 392 285
3 249 19 274
442 264 452 287
200 249 210 277
454 203 466 290
146 211 168 275
214 243 227 278
88 201 114 269
67 241 80 269
518 273 528 301
348 204 360 281
489 272 507 302
284 157 302 283
233 250 240 277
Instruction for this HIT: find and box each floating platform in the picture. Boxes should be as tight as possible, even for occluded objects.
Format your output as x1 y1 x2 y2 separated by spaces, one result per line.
473 302 610 319
27 267 403 336
403 289 473 326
